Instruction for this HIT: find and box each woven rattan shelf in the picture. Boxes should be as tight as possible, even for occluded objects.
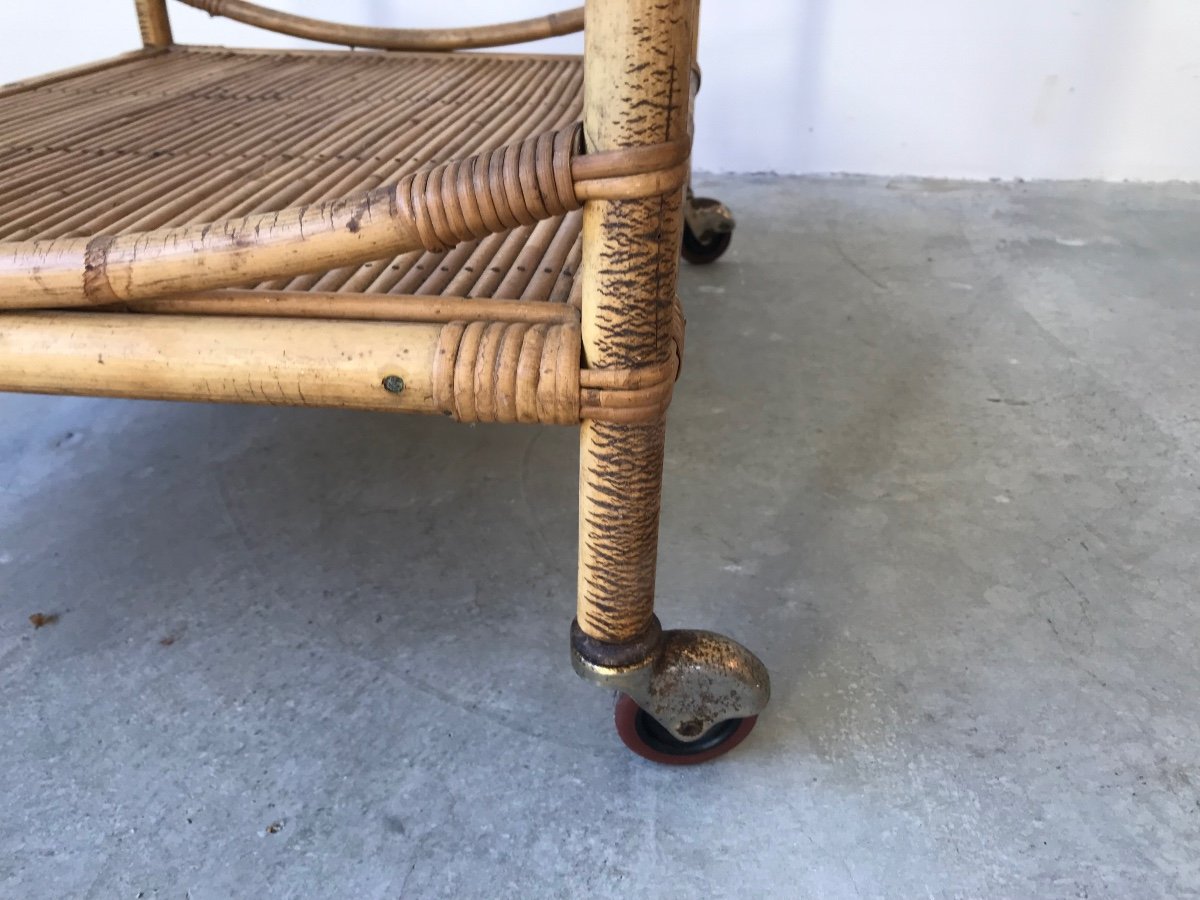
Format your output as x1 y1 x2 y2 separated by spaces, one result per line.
0 0 769 764
1 47 584 302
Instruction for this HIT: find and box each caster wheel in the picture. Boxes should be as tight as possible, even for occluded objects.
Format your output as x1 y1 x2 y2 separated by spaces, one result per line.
614 693 758 765
681 223 733 265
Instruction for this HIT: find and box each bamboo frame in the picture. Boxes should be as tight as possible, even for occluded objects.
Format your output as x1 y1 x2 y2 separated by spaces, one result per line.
170 41 584 64
174 0 584 52
575 0 694 645
129 290 580 325
0 0 772 759
0 303 678 427
1 0 700 644
135 0 173 47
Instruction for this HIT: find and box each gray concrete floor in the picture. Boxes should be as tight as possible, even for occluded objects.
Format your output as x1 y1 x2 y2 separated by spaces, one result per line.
2 176 1199 898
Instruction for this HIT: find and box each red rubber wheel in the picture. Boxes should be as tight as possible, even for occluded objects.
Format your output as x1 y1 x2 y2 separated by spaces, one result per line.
614 693 758 765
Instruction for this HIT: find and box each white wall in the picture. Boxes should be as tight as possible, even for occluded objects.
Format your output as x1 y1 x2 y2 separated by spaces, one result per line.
695 0 1200 180
5 1 1200 180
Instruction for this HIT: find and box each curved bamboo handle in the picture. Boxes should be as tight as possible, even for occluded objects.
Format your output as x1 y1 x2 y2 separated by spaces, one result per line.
176 0 584 52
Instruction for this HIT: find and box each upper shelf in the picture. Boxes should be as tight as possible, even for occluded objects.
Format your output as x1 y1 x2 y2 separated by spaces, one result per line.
0 47 586 305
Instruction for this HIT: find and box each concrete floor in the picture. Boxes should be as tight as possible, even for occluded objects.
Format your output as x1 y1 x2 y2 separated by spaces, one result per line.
2 176 1199 898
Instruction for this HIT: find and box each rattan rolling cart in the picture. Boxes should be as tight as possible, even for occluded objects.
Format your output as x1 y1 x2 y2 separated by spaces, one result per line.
0 0 769 763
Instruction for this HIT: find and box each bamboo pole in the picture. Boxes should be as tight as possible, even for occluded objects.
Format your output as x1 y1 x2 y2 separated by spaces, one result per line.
0 186 421 309
134 0 173 48
576 0 694 644
0 313 442 413
128 290 581 325
173 42 584 65
175 1 584 52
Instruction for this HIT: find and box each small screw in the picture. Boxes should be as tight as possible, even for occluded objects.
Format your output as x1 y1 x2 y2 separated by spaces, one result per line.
382 375 405 394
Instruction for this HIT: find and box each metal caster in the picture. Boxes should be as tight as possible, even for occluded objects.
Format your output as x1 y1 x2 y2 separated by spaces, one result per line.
682 189 735 265
571 617 770 764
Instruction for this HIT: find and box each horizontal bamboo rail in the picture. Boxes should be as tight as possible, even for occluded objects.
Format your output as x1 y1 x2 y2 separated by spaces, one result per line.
0 306 681 424
0 312 443 413
175 1 584 51
129 290 580 325
169 41 585 64
0 124 688 310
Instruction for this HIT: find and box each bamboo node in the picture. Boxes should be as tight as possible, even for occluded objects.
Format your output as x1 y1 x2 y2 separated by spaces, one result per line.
82 235 119 303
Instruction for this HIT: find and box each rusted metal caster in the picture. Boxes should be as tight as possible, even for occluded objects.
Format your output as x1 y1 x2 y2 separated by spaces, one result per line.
571 617 770 764
682 188 735 265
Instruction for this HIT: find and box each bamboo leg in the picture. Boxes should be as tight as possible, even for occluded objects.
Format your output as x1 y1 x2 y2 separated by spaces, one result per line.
578 419 669 642
134 0 173 48
576 0 693 644
572 0 770 759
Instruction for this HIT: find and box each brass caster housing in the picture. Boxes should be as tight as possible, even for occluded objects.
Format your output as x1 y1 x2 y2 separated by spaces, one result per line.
571 617 770 745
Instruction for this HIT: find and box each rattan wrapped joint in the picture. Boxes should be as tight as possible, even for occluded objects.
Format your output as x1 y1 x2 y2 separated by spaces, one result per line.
429 296 684 426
